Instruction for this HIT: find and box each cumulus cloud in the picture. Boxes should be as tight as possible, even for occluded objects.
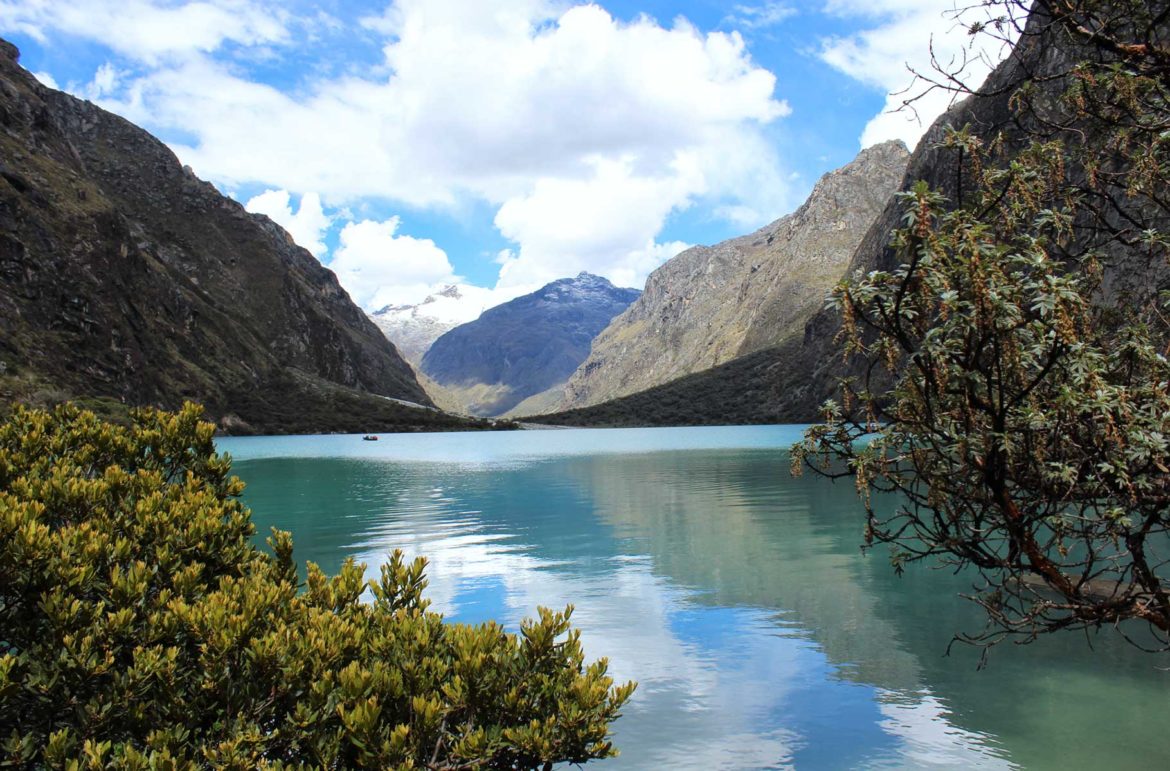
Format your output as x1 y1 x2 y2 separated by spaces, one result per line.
0 0 288 63
329 218 461 310
31 70 57 89
106 2 788 203
492 155 698 289
83 62 123 101
820 0 1015 148
244 189 332 258
12 0 802 307
36 0 791 302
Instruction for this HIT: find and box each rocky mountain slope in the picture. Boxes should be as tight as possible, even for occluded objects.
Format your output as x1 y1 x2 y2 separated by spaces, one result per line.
537 4 1170 428
558 141 908 410
0 40 496 434
421 273 639 416
368 285 467 366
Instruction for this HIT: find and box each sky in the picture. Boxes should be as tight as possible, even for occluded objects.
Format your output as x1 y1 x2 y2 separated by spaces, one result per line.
0 0 1010 318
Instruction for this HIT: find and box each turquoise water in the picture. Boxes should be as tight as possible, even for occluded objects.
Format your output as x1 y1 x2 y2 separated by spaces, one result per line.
219 426 1169 770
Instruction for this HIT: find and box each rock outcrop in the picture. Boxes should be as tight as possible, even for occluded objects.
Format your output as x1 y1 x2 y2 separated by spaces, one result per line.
421 273 639 416
558 141 909 410
0 39 486 434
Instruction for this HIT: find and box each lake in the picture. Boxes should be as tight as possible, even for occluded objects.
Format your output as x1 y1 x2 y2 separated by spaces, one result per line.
218 425 1168 770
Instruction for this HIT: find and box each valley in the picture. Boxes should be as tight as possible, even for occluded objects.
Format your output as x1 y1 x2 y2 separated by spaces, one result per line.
5 2 1170 769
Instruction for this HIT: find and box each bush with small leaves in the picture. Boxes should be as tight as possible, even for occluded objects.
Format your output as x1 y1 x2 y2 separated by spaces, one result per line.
0 402 634 768
797 0 1170 655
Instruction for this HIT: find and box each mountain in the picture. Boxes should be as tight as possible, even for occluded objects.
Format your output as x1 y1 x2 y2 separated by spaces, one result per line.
536 4 1170 428
558 140 909 411
421 273 640 416
0 40 497 434
368 285 468 366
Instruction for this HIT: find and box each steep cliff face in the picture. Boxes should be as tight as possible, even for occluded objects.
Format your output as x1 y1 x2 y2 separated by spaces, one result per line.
421 273 640 416
0 40 454 433
558 141 909 411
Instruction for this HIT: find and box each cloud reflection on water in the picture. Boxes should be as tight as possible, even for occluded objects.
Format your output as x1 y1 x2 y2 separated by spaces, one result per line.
226 428 1164 770
336 453 1012 770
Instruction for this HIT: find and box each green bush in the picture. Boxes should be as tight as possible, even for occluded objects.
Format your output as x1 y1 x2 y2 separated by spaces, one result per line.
796 0 1170 652
0 403 634 768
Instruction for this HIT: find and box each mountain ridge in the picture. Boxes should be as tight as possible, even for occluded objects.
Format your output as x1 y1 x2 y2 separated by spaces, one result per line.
0 39 502 434
421 272 640 416
557 140 909 411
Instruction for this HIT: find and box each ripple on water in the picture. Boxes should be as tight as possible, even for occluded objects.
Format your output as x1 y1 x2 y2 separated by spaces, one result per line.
226 427 1170 771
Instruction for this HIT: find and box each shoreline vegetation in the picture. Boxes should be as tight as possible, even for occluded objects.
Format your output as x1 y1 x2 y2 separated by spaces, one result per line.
0 372 522 436
0 402 633 767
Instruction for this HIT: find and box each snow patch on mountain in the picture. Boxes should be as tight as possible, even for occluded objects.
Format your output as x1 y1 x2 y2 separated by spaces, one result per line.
368 283 531 365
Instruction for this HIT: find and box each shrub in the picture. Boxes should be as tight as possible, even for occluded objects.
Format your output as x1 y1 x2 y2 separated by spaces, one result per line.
0 402 634 768
797 0 1170 654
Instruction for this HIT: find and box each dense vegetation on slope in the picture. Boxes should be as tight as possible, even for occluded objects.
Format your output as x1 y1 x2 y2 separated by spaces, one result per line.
0 39 469 434
0 403 633 766
535 340 816 427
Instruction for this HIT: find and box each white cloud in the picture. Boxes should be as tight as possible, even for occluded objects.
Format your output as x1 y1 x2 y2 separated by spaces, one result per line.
32 70 58 89
244 189 332 257
0 0 288 63
609 240 691 291
487 127 787 289
391 282 540 324
84 62 122 100
727 3 797 30
44 0 792 301
329 218 461 309
820 0 1015 148
492 155 699 289
112 2 788 203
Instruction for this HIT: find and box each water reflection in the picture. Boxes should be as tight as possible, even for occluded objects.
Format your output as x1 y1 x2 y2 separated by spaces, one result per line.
225 428 1168 770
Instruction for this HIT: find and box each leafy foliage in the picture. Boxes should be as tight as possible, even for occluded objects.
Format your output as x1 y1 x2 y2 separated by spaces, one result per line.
797 0 1170 653
0 403 633 768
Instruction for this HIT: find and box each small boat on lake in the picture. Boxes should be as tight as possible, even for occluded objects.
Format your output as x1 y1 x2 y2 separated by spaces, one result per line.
362 435 379 441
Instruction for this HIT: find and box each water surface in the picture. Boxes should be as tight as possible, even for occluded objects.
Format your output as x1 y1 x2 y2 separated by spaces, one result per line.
220 426 1168 770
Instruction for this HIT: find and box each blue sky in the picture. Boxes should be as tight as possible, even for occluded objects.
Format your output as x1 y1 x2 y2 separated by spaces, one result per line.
1 0 1004 315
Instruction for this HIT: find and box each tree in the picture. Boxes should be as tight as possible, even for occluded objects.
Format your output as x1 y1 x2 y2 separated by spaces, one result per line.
795 0 1170 655
0 402 634 768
